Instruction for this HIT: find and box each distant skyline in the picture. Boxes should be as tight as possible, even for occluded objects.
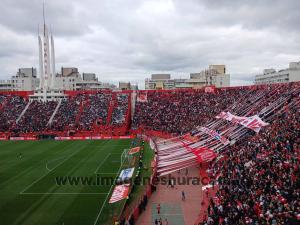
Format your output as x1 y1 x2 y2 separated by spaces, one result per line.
0 0 299 87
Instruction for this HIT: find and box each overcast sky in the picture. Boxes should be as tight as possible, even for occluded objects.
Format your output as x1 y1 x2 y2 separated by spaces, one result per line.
0 0 299 87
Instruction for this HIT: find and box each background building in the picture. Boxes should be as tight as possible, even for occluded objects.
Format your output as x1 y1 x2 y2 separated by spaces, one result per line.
0 67 116 92
187 65 230 88
55 68 114 90
119 82 138 90
208 65 226 74
55 67 80 90
255 61 300 85
78 73 102 90
0 80 12 91
11 68 40 91
145 65 230 90
145 74 174 90
119 82 131 90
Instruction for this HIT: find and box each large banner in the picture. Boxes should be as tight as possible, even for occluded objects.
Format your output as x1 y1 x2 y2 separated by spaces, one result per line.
183 133 199 143
128 147 141 155
200 127 230 145
216 112 269 133
137 93 148 102
191 147 218 163
118 168 135 182
109 184 130 203
204 86 216 93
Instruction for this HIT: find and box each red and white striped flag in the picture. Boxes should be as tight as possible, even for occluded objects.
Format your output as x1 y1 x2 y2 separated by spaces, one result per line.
128 146 141 155
109 184 130 204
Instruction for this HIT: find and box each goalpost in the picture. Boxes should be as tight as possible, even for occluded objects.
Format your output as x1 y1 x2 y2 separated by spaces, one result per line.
120 148 132 167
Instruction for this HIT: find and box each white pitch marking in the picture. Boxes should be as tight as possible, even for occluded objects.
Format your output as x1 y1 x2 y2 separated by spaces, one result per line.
45 156 67 171
20 147 82 194
93 155 124 225
94 153 111 174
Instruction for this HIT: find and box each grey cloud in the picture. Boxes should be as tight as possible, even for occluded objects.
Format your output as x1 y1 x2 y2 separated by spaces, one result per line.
0 0 299 87
0 0 91 37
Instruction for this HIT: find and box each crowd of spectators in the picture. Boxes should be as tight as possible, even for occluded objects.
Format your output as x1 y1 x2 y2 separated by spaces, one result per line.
111 93 129 126
0 95 27 132
50 95 84 131
132 89 257 135
78 93 111 130
0 92 128 134
0 95 6 106
0 83 298 139
133 83 300 136
201 95 300 224
14 100 57 133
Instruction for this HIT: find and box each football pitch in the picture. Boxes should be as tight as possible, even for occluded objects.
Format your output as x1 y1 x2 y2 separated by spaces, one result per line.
0 139 132 225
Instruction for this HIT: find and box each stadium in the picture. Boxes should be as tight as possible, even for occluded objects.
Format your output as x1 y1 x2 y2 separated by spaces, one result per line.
1 1 300 225
0 81 299 225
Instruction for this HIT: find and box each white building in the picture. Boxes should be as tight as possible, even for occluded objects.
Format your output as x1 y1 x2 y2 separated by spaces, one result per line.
187 65 230 88
54 67 80 91
0 80 12 91
55 67 113 90
11 68 39 91
145 65 230 90
145 74 175 90
78 73 103 90
200 65 230 88
255 61 300 84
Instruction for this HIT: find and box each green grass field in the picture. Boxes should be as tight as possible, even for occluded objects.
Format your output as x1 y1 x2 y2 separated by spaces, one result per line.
0 139 133 225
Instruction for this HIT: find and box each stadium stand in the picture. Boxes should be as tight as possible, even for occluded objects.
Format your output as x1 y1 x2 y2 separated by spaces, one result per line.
0 83 298 137
199 93 300 224
0 82 299 224
112 93 130 126
78 93 111 130
13 100 57 133
0 95 27 132
50 96 81 132
132 87 271 135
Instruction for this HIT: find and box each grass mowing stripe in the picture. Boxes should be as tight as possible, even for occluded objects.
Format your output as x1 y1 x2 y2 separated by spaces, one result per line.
13 142 101 225
0 140 131 225
93 149 126 225
0 142 77 189
0 141 46 169
19 143 84 194
22 140 111 195
94 153 111 174
22 141 100 194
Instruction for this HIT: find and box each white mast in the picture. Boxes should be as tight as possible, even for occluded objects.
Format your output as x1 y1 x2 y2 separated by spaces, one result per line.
33 1 62 102
42 2 51 90
38 25 44 89
50 31 56 89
